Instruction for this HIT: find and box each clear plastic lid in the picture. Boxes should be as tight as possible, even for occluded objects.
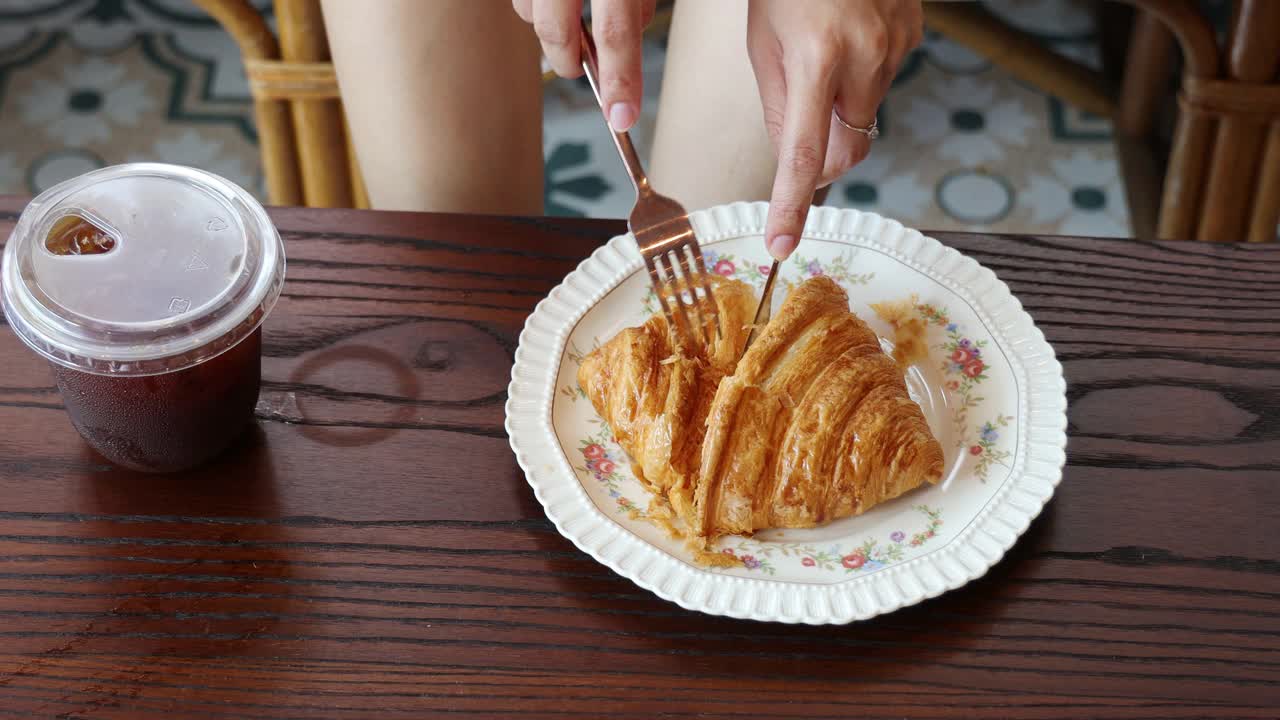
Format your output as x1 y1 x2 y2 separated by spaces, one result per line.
2 163 285 376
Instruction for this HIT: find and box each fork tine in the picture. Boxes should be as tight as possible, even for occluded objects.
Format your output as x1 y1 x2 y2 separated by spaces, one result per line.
656 251 696 346
672 246 712 349
644 255 680 336
581 21 718 351
687 245 720 345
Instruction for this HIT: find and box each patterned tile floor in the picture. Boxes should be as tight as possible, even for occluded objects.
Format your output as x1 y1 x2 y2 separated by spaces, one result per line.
0 0 1132 237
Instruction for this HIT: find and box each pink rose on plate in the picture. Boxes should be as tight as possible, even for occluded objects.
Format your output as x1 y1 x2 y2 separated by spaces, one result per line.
596 460 616 475
963 359 985 378
801 557 816 567
714 259 735 276
950 348 972 364
841 552 866 570
583 443 605 460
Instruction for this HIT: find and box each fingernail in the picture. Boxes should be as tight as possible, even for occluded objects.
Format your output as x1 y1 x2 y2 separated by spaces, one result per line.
608 102 637 132
767 234 797 261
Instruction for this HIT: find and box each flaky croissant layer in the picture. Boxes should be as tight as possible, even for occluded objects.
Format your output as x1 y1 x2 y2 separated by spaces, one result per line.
579 275 943 544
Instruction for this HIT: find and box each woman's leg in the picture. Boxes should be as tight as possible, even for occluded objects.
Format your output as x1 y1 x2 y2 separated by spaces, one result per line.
321 0 544 214
649 0 777 210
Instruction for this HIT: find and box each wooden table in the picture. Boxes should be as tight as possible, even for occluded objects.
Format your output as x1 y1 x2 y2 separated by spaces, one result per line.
1 198 1278 718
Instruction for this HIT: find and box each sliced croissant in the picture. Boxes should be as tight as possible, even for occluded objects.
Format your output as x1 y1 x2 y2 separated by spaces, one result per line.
577 277 755 499
579 275 943 544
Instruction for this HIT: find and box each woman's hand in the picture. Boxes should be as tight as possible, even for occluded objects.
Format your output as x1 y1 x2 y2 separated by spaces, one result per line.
512 0 656 132
747 0 922 260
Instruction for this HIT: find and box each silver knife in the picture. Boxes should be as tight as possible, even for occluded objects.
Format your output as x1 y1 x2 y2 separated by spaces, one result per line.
743 259 780 356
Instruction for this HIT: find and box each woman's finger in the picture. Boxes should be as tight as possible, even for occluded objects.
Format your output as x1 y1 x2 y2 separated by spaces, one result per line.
826 73 879 185
532 0 585 78
764 63 835 261
903 2 925 57
592 0 644 131
825 14 890 184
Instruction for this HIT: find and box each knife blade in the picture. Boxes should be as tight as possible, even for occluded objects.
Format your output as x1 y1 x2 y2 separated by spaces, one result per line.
742 259 779 356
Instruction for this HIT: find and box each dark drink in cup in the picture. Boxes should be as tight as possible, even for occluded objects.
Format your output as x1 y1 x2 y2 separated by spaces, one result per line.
2 164 285 472
51 329 263 472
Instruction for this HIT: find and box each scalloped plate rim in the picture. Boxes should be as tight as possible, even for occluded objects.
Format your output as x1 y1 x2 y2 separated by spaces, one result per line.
505 202 1067 624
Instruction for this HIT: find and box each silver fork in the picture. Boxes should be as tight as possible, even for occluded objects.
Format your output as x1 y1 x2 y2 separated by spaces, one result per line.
577 18 719 348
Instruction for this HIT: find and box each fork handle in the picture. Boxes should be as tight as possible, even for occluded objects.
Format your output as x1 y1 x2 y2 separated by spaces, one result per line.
578 17 650 196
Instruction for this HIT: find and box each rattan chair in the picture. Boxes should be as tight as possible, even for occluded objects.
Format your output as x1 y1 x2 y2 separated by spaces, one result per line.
1120 0 1280 242
193 0 365 208
204 0 1279 242
929 0 1279 242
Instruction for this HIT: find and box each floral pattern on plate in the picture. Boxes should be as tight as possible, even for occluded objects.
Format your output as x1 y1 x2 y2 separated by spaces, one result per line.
915 301 1011 482
575 428 644 517
558 240 1019 578
567 405 961 577
520 203 1064 622
725 506 944 576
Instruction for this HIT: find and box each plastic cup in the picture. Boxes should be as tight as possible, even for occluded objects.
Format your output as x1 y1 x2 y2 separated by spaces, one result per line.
2 164 285 472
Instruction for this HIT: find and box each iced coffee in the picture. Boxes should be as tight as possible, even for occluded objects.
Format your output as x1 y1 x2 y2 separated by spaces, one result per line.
2 164 285 472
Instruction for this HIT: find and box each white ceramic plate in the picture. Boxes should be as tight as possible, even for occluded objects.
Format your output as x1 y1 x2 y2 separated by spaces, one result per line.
506 202 1066 624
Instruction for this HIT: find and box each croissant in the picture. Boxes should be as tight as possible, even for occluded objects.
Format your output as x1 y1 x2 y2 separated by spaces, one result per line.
578 275 943 544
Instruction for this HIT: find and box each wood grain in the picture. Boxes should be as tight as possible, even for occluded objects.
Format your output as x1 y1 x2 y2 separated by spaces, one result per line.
0 196 1277 718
